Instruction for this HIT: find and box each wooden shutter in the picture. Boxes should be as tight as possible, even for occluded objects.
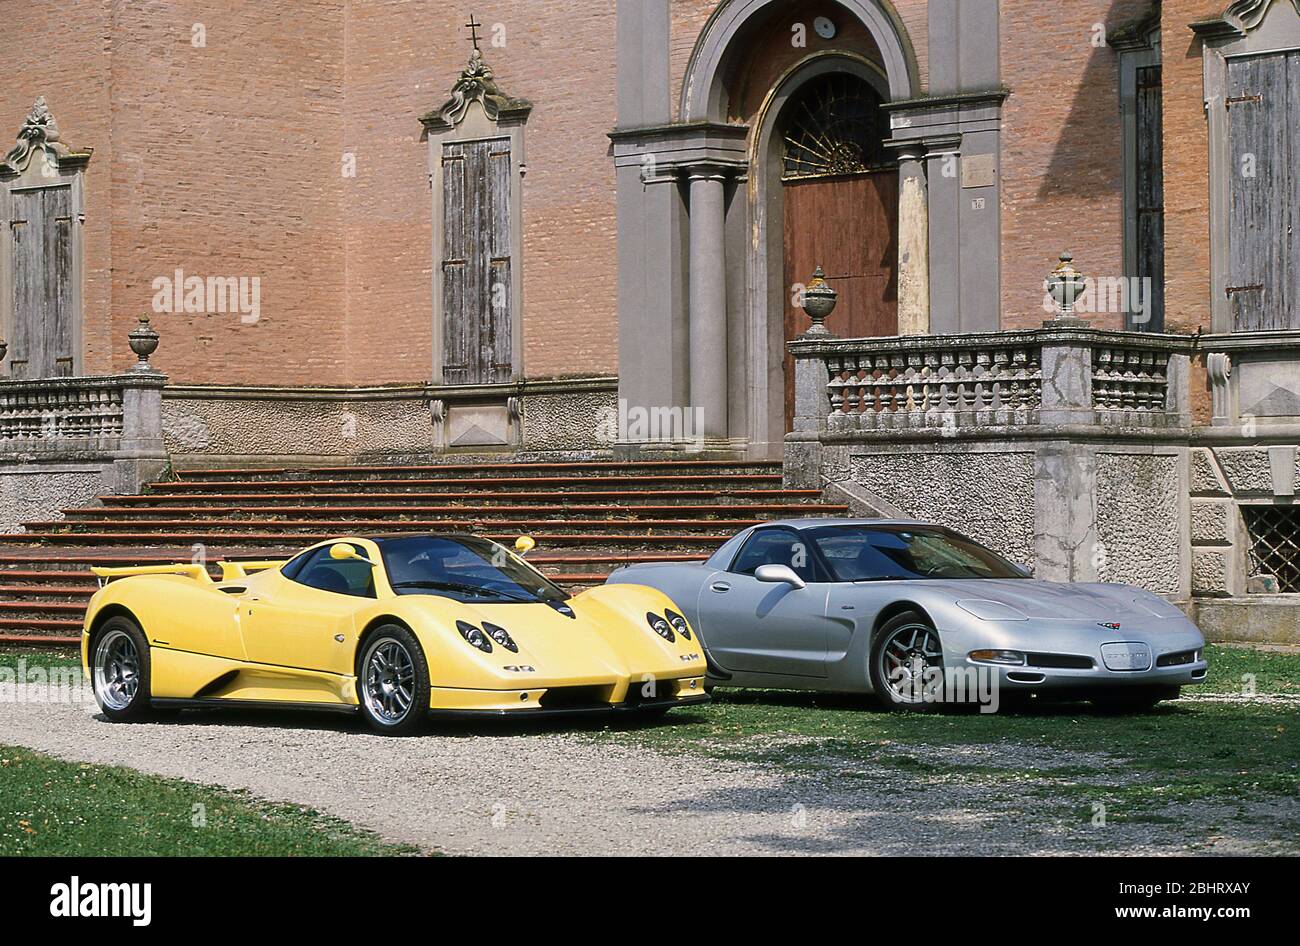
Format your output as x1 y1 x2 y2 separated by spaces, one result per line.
1134 64 1165 332
441 137 512 384
1226 51 1297 332
8 185 74 378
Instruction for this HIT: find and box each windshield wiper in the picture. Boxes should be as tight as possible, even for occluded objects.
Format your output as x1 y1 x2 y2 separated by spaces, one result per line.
390 579 534 602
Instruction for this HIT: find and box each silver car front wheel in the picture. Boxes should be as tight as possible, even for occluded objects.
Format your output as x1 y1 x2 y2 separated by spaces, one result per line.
870 612 945 711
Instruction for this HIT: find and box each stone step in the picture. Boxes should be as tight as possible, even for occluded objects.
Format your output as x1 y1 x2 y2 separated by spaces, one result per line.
27 517 755 537
148 473 787 493
99 488 825 507
174 460 782 481
16 530 733 549
64 502 844 520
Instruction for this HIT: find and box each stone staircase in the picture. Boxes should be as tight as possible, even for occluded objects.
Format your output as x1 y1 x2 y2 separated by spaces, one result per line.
0 459 846 643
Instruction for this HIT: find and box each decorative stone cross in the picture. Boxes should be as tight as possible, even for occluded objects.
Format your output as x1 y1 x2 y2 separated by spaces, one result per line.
465 14 483 51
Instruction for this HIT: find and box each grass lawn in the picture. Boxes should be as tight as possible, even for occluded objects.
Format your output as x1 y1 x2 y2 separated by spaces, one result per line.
0 744 418 856
597 644 1300 842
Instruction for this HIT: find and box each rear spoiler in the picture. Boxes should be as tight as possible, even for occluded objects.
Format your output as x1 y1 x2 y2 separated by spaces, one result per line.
91 560 287 586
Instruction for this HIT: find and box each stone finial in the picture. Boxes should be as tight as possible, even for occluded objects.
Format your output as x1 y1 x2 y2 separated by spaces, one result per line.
2 96 91 175
128 313 160 372
801 266 838 336
1045 252 1089 325
419 47 532 131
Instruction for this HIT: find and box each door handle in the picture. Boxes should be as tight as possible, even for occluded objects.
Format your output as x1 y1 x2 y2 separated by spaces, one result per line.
710 581 731 593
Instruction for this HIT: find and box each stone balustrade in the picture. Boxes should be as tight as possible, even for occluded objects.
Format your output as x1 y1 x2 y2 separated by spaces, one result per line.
0 373 166 456
791 325 1195 436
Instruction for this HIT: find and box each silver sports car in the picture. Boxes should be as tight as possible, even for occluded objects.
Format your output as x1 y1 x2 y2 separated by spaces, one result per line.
606 519 1208 712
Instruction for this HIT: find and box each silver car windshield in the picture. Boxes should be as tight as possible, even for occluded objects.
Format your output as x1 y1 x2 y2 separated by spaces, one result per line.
808 525 1026 581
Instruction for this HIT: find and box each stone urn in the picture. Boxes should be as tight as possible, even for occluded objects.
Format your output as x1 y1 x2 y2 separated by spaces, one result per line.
801 265 838 335
1045 252 1088 323
128 313 160 371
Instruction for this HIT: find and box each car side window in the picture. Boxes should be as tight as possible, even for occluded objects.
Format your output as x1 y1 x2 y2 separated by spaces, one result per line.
288 545 376 598
730 529 819 581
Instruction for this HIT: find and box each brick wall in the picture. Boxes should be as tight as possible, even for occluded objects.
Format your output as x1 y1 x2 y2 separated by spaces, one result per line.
108 0 347 385
0 1 1223 401
0 0 114 374
341 0 619 385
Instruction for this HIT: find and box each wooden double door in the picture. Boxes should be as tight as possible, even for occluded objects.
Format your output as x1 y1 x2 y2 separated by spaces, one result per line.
782 169 899 428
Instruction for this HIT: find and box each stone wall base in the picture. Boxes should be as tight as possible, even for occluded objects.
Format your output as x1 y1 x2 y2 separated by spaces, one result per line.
1191 597 1300 646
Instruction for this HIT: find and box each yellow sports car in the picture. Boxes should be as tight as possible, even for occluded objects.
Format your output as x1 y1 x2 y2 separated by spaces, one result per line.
82 534 708 734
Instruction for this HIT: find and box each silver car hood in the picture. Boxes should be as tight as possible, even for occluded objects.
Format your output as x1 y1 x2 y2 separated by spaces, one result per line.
902 579 1182 621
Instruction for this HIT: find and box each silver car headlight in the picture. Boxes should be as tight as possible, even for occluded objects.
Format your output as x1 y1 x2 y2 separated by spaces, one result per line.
956 599 1029 622
968 649 1026 665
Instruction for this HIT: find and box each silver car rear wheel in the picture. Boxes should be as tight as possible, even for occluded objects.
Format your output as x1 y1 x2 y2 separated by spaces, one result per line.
875 622 944 706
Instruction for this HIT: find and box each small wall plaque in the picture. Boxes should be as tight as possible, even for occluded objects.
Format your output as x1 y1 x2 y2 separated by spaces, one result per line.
961 153 997 189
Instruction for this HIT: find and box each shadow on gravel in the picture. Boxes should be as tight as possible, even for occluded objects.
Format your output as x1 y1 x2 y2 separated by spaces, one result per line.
710 688 1191 718
106 706 713 738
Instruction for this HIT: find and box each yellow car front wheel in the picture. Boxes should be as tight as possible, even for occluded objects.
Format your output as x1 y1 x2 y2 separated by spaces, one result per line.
357 625 431 736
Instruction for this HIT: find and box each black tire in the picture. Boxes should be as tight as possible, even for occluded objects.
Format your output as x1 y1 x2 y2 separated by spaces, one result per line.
868 610 945 712
89 615 155 722
1090 686 1177 714
356 625 431 736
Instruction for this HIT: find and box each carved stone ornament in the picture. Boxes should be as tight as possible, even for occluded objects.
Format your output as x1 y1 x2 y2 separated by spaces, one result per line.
1224 0 1300 31
1 97 91 175
420 48 531 131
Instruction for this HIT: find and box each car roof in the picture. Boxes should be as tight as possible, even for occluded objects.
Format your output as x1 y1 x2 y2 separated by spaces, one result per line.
753 518 939 531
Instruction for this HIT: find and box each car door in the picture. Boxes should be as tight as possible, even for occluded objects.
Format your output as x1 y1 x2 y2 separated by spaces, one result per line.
239 544 375 675
694 527 830 678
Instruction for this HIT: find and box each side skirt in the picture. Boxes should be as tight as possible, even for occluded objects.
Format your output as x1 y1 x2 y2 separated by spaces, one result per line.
151 697 359 715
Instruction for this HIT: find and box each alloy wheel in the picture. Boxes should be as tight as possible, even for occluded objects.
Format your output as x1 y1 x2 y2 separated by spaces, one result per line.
363 637 416 724
93 629 140 712
877 623 944 705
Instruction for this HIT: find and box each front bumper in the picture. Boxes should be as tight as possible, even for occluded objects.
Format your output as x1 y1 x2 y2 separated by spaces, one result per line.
426 693 710 719
943 622 1208 691
427 674 709 717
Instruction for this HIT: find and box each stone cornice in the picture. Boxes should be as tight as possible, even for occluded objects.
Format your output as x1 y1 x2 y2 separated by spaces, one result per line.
788 327 1200 357
880 89 1010 113
162 376 619 402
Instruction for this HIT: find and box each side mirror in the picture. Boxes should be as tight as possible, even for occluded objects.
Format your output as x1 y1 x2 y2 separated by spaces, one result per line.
1013 562 1034 578
329 543 376 566
754 563 807 590
515 535 536 556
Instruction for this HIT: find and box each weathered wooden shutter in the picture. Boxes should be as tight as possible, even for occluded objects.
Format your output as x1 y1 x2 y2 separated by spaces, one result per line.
1134 64 1164 332
1226 51 1298 332
441 137 512 384
8 185 75 377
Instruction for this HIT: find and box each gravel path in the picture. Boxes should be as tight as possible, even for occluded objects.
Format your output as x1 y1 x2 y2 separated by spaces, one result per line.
1 689 1294 855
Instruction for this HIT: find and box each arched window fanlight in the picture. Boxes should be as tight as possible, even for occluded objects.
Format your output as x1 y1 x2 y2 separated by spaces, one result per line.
781 72 891 180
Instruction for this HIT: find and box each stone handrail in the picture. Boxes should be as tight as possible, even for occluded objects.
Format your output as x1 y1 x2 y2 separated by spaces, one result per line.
0 372 167 456
789 325 1195 435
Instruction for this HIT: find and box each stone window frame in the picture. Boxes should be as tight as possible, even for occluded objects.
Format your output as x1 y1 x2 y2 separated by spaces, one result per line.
1193 0 1300 334
0 97 91 378
1114 17 1163 333
419 50 531 386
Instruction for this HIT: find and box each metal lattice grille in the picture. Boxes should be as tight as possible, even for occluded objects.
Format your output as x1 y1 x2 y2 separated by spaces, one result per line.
781 73 890 180
1242 506 1300 592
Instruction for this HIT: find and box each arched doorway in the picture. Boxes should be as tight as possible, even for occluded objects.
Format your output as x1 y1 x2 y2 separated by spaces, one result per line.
778 69 898 427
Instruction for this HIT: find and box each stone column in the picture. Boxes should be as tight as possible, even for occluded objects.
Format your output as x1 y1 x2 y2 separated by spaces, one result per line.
687 167 729 441
894 144 930 336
